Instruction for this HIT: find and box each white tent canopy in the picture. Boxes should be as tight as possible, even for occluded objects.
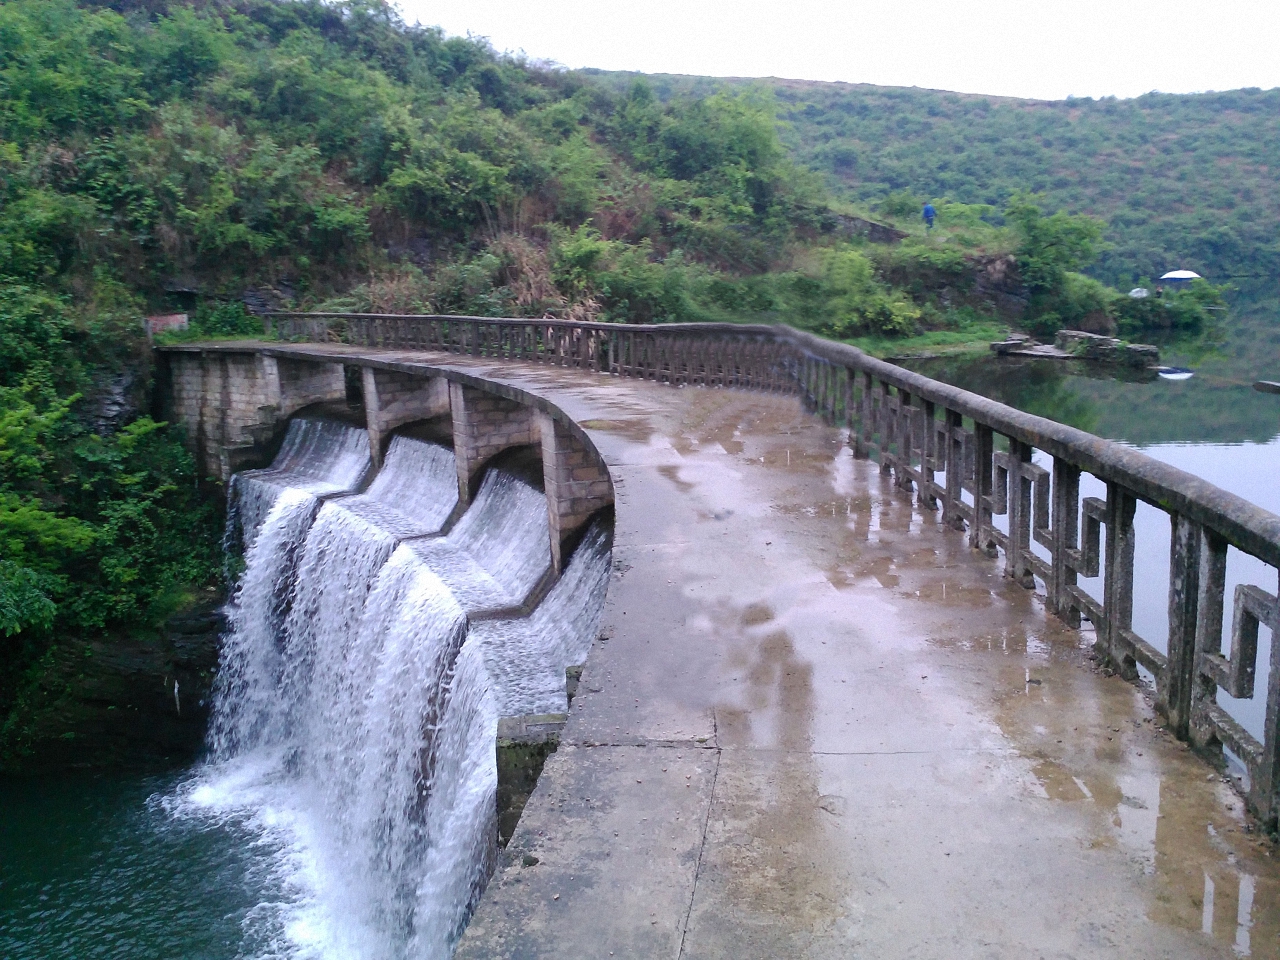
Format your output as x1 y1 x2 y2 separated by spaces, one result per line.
1160 269 1202 281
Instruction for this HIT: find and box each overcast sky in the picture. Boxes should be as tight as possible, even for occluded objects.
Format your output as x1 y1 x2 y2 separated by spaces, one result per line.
395 0 1280 101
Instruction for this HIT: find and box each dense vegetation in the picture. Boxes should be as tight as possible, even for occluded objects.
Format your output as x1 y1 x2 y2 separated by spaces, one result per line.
0 279 219 761
0 0 849 762
0 0 1253 763
591 72 1280 287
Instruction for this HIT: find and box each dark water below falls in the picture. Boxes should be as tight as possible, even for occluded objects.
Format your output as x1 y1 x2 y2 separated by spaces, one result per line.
901 285 1280 751
1 419 611 960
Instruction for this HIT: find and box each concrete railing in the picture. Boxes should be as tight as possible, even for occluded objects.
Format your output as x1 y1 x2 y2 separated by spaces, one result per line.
266 313 798 392
265 311 1280 826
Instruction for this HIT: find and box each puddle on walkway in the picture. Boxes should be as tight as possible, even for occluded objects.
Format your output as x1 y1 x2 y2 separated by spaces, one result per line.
443 367 1280 957
600 385 1280 957
974 617 1280 955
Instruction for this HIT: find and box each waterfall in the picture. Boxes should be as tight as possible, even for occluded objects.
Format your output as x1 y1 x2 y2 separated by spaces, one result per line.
409 470 551 612
297 547 471 949
276 438 460 736
470 521 612 718
409 639 499 956
276 504 398 746
232 418 373 550
187 420 611 960
334 436 459 540
210 487 321 755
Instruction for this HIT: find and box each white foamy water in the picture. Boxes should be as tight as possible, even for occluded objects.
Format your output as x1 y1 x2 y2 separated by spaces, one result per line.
277 505 399 743
185 419 610 960
409 639 499 956
470 521 612 717
233 418 373 549
211 488 322 756
409 470 551 613
330 437 459 540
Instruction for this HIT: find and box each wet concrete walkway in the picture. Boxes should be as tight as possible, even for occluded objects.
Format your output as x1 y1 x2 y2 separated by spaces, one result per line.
258 346 1279 958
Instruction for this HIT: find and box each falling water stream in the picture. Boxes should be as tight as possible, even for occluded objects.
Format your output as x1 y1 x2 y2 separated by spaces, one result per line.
196 424 609 959
232 418 374 550
1 418 611 960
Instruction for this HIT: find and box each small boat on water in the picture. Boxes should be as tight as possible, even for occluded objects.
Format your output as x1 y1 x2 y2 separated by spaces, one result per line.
1157 366 1194 381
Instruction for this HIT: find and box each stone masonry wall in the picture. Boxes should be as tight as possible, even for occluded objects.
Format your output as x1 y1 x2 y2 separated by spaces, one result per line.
166 352 206 455
363 368 451 465
204 353 273 478
537 410 613 572
276 358 347 418
450 381 538 502
164 350 344 479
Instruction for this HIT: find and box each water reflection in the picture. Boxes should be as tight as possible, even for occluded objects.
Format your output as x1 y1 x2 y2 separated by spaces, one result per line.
902 287 1280 446
903 292 1280 756
977 610 1280 958
1203 867 1260 957
904 354 1103 433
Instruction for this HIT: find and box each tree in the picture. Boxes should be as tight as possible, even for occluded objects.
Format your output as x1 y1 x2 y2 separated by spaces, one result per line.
1005 195 1105 296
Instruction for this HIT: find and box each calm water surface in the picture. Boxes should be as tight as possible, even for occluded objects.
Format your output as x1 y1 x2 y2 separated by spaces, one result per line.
0 770 293 959
904 285 1280 743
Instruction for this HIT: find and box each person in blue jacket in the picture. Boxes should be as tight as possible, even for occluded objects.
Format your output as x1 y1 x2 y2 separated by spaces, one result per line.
923 202 936 231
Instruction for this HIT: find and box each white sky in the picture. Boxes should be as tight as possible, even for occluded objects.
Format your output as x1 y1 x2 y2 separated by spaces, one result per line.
395 0 1280 101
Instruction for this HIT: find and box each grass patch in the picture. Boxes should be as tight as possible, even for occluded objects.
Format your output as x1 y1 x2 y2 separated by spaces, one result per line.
846 318 1009 358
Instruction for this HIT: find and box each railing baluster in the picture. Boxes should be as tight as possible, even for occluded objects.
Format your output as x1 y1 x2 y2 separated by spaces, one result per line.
943 410 965 530
1050 458 1082 627
1261 571 1280 825
826 364 839 424
1102 483 1138 678
918 401 936 509
970 424 995 556
1191 530 1228 760
1005 441 1034 586
895 390 914 493
1165 514 1201 736
856 372 873 459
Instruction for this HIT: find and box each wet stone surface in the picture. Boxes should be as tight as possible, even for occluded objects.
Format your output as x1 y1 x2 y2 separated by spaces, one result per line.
251 346 1280 959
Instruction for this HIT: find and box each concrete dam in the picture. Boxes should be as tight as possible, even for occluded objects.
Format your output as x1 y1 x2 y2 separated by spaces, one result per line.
158 316 1280 959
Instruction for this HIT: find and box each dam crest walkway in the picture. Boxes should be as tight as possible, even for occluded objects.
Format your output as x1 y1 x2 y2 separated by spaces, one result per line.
161 335 1280 959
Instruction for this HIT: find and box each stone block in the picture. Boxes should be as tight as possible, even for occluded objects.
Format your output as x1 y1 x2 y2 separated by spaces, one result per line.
1054 329 1160 368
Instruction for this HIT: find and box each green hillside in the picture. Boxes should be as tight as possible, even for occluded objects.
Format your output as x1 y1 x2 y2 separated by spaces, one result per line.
0 0 973 762
0 0 1263 764
587 72 1280 286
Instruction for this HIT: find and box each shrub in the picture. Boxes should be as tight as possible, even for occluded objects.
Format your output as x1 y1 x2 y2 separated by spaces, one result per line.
1115 279 1225 335
193 301 263 337
1006 195 1105 294
878 190 922 220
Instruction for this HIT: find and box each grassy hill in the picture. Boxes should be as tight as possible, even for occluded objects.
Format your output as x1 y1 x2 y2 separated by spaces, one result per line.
0 0 1266 764
586 71 1280 286
0 0 986 761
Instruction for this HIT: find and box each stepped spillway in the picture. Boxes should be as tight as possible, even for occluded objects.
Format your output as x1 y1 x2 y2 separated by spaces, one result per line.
408 469 553 614
232 417 373 549
184 420 609 960
332 435 460 539
470 521 612 718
